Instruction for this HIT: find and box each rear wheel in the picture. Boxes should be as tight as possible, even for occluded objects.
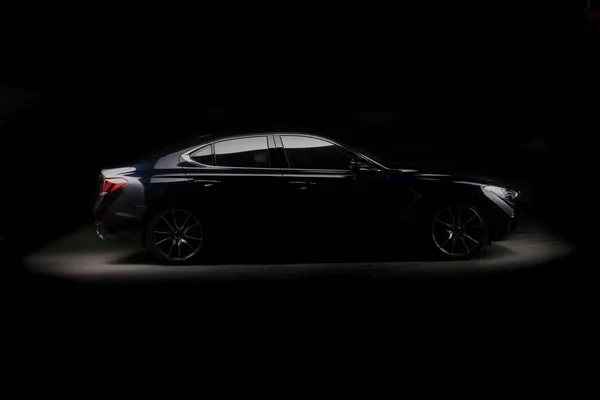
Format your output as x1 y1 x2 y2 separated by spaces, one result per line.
146 209 204 264
430 203 489 259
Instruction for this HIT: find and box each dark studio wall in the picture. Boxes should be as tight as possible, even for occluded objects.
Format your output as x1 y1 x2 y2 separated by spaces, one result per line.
0 0 594 260
0 89 573 262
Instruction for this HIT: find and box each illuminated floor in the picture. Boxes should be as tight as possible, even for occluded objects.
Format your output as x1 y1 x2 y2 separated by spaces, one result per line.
24 219 575 283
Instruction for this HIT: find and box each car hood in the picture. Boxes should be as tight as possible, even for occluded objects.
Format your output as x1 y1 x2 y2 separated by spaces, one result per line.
389 168 514 189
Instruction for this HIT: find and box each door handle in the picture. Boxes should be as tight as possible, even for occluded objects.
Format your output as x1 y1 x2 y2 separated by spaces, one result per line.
194 179 220 187
289 181 316 190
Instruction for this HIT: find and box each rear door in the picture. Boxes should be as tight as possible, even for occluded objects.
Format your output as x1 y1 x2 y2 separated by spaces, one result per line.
182 134 284 240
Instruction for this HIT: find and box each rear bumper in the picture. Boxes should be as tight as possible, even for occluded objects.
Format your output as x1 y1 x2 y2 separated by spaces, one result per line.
95 220 120 241
94 192 145 245
94 215 142 245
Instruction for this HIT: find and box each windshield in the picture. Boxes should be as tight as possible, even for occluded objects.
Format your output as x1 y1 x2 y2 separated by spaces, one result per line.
347 143 400 168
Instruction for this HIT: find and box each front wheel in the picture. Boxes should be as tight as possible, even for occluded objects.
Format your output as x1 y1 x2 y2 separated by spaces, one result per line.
146 209 205 264
430 203 489 260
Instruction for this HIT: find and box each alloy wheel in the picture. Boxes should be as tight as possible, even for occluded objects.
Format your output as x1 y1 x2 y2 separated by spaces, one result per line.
151 210 203 261
431 205 486 257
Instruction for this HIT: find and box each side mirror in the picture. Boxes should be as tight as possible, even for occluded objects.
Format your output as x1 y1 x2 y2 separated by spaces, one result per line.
350 159 379 173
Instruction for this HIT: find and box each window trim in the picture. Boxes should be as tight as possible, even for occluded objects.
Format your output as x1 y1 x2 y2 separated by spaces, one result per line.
277 134 372 172
181 133 387 171
181 134 276 170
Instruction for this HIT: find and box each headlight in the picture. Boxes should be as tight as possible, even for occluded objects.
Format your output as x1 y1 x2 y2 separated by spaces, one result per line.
483 185 519 202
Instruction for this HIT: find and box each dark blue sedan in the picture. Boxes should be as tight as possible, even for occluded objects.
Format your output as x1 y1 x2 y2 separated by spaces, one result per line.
94 132 520 264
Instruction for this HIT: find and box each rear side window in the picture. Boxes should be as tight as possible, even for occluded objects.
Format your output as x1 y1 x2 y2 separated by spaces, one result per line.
214 137 270 168
189 145 213 165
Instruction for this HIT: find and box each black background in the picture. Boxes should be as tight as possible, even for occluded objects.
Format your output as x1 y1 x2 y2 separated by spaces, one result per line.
0 1 597 377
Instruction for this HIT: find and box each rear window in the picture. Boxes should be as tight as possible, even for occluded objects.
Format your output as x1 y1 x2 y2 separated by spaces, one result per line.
189 145 214 165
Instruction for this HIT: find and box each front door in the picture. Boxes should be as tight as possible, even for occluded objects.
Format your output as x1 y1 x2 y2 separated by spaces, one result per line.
276 134 394 244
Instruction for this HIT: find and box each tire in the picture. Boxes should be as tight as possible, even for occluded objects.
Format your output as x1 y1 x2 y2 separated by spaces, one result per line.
428 203 489 260
145 208 205 265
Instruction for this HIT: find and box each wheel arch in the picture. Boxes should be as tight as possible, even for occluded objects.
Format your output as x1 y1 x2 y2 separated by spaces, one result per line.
412 185 491 220
139 196 204 248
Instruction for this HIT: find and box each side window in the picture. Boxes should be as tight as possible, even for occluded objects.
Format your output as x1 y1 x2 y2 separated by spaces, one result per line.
281 136 353 170
189 145 213 165
214 137 271 168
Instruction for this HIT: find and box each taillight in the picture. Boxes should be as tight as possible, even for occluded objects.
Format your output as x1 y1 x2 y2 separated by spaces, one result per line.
99 177 128 198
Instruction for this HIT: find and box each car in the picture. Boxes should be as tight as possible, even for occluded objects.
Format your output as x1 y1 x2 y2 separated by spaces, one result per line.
94 132 521 264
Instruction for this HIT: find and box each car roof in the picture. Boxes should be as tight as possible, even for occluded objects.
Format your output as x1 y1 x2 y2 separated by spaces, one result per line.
200 131 321 138
197 131 338 143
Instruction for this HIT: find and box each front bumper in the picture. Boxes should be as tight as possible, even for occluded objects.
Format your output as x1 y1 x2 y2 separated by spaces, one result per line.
510 200 523 230
482 189 520 242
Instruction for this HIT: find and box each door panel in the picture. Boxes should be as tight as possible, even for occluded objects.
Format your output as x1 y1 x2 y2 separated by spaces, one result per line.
281 169 401 236
182 135 284 240
280 170 356 238
184 169 283 236
277 134 416 242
